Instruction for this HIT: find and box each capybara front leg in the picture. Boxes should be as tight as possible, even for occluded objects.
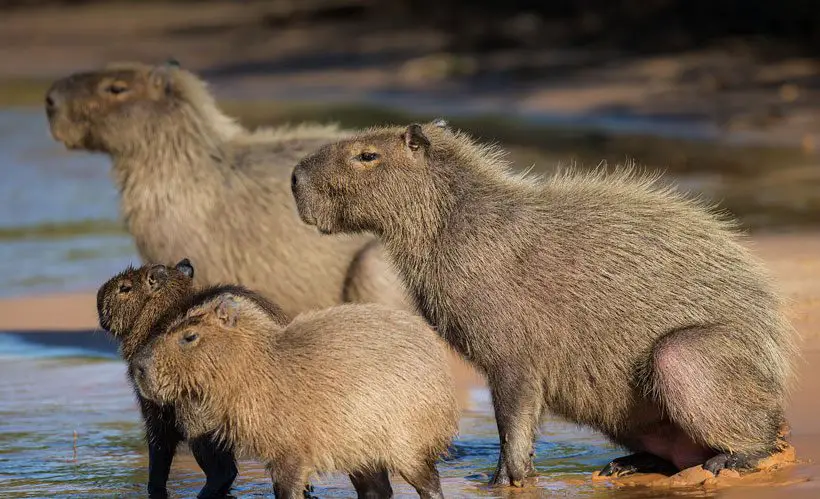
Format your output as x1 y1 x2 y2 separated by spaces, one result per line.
399 459 444 499
349 467 394 499
487 371 543 487
188 432 238 499
140 398 183 499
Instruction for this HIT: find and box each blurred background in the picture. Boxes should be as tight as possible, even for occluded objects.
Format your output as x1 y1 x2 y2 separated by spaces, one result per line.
2 0 820 298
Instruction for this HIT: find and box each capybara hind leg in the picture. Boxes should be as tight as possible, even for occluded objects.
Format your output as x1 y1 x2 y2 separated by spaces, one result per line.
349 468 394 499
704 451 771 474
399 460 444 499
599 452 678 477
488 372 543 487
188 433 238 499
650 325 783 471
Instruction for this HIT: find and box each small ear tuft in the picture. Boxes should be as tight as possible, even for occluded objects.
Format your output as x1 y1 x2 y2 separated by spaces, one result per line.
146 265 169 291
404 123 430 152
148 64 175 96
214 294 239 328
432 118 449 129
174 258 194 279
165 58 181 68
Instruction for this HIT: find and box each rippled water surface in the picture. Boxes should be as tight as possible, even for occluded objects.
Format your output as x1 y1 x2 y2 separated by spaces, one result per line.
0 332 727 499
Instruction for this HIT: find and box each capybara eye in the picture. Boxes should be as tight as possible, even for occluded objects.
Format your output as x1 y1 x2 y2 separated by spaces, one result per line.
106 83 129 95
356 152 380 162
182 332 199 345
118 282 132 293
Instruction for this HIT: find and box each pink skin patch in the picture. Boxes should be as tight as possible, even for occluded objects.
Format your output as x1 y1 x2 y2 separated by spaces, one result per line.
638 421 717 470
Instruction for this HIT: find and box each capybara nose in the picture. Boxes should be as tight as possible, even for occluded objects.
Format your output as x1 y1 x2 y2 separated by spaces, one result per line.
290 170 301 196
45 89 61 116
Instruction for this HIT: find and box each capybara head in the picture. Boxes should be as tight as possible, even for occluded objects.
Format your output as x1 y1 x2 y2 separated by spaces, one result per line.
96 258 195 338
133 291 272 405
291 120 452 236
44 59 218 152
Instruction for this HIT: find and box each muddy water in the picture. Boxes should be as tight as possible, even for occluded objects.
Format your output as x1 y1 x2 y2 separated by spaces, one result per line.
0 332 749 499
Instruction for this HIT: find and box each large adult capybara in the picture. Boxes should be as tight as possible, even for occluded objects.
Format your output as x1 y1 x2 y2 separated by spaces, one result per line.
45 60 411 319
132 285 460 499
289 121 799 486
97 259 238 499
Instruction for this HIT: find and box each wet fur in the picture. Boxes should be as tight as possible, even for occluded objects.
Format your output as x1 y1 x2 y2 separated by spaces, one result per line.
97 262 238 499
136 287 459 499
47 61 411 319
290 122 799 483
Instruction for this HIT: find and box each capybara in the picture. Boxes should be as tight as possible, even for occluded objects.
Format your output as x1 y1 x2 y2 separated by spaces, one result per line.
132 285 460 499
289 121 799 486
97 259 238 499
46 60 411 319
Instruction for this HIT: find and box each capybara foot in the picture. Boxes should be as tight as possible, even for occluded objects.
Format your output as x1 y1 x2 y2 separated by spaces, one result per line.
488 458 530 487
600 452 679 477
147 485 169 499
704 452 763 475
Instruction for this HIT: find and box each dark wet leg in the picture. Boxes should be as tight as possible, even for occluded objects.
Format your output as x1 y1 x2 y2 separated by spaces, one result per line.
349 468 394 499
189 433 238 498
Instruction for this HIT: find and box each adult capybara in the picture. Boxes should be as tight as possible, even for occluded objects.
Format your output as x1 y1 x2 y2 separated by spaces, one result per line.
289 121 799 486
46 60 411 319
97 259 237 499
132 286 459 499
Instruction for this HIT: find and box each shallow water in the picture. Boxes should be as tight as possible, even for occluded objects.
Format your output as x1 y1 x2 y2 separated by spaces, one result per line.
0 332 735 499
0 109 136 299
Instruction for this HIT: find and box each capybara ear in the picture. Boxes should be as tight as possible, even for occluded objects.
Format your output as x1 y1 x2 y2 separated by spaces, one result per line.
146 265 169 292
214 294 239 328
404 123 430 152
165 58 182 69
432 118 449 129
174 258 195 279
148 63 175 96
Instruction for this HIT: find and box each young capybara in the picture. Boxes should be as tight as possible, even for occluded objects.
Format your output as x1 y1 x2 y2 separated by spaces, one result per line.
289 121 799 486
45 60 412 319
97 259 238 499
131 285 460 499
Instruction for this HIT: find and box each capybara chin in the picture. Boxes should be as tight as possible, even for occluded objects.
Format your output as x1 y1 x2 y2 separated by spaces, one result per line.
45 59 412 320
134 287 459 499
290 121 799 485
97 260 238 499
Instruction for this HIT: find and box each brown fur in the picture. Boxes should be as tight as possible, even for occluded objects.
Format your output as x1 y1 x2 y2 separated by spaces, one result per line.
46 60 411 319
97 259 240 499
133 286 459 499
290 121 800 484
97 259 195 361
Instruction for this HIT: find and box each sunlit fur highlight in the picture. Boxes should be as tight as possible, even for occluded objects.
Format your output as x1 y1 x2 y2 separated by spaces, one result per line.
46 61 412 319
291 121 800 480
138 287 459 497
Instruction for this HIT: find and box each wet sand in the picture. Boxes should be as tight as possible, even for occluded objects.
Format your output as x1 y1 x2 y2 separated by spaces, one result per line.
1 231 818 497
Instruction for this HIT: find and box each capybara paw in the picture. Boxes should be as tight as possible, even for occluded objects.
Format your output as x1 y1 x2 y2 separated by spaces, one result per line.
600 452 679 477
302 483 317 499
488 465 527 487
704 452 759 475
147 485 169 499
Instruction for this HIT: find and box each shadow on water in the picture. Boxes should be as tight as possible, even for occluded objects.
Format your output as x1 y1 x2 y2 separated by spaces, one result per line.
0 331 725 499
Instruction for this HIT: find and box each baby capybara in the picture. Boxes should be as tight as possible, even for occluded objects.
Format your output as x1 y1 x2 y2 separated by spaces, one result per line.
97 260 238 499
289 121 798 486
132 286 459 499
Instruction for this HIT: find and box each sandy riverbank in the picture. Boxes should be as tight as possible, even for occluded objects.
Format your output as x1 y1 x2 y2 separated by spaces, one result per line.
1 231 818 495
